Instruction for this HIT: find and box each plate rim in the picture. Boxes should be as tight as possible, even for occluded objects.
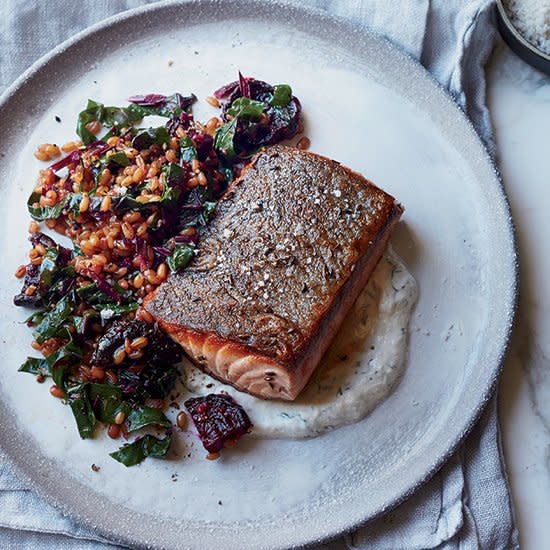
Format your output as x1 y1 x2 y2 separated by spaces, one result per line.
0 1 518 548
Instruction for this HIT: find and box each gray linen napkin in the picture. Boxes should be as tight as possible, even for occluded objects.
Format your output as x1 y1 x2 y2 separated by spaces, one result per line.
0 1 519 548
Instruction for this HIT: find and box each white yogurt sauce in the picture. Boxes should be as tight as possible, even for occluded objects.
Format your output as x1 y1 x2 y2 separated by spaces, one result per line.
183 248 418 438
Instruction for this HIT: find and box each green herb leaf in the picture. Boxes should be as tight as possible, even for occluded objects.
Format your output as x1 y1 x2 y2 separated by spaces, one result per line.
77 281 133 306
39 248 59 289
19 357 50 377
213 93 265 160
24 310 45 326
76 99 105 145
76 100 143 146
131 127 170 150
126 406 171 433
77 282 108 305
126 93 195 119
167 244 194 272
109 194 148 212
94 302 139 318
109 187 177 212
102 106 142 129
36 247 76 304
159 182 182 206
106 151 130 167
99 127 117 143
227 97 265 120
202 201 217 222
52 362 72 393
72 313 94 334
19 333 83 384
163 162 186 185
143 365 179 400
110 434 172 467
27 191 68 221
68 384 97 439
46 266 76 300
33 294 74 344
87 383 126 424
49 338 84 391
179 136 197 162
217 159 234 184
270 84 292 107
67 383 133 438
213 118 238 159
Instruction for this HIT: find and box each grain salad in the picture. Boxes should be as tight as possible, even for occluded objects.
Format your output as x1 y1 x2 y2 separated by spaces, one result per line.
14 75 302 465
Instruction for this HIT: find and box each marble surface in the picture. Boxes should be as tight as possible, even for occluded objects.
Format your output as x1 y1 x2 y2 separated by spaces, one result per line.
488 40 550 549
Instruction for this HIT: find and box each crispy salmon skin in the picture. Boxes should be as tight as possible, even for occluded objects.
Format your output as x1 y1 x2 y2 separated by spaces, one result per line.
144 145 403 400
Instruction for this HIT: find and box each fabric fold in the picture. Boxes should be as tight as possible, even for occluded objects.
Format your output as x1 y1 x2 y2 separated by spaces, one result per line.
346 454 465 550
347 397 518 550
420 0 497 152
323 0 430 58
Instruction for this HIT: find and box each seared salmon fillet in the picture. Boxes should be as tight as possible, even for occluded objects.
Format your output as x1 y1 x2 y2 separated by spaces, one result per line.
144 145 403 400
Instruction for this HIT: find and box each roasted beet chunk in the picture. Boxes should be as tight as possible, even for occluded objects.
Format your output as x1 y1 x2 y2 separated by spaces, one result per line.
92 318 182 368
213 76 302 159
228 78 301 150
185 394 253 453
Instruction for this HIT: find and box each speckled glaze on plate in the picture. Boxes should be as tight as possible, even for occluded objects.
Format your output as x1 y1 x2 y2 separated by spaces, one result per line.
0 1 517 549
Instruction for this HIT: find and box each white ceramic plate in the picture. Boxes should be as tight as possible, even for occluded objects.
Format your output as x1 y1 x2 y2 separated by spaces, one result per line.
0 1 516 549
